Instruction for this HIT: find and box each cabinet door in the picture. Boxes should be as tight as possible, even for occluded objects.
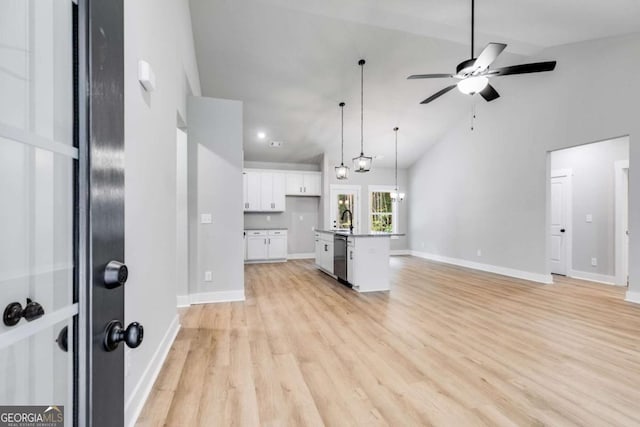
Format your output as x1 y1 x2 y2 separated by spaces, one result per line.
322 241 334 274
303 173 322 196
246 236 268 260
286 173 303 195
268 235 287 259
272 172 286 211
347 247 354 284
260 172 274 210
315 236 323 266
242 173 249 210
245 171 261 211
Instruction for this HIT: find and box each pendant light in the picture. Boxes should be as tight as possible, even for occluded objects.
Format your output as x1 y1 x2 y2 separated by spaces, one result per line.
390 127 405 202
335 102 349 180
353 59 372 172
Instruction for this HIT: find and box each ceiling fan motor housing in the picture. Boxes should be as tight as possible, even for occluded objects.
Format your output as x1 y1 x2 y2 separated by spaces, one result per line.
456 58 478 76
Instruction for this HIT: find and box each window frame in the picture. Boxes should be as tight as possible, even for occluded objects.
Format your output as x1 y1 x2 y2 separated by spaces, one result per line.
368 185 398 234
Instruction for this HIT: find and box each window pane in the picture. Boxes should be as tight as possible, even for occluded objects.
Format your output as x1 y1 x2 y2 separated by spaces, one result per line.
371 192 392 214
371 214 393 233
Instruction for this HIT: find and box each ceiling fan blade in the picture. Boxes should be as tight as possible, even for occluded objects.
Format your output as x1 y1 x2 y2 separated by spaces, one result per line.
408 73 453 79
473 43 507 72
488 61 557 76
420 85 457 104
480 84 500 102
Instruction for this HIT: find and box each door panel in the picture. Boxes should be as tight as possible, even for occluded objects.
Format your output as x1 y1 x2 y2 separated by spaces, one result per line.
550 175 568 275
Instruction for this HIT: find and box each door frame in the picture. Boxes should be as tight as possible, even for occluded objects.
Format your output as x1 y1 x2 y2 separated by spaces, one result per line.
549 169 573 277
615 160 630 286
329 184 362 233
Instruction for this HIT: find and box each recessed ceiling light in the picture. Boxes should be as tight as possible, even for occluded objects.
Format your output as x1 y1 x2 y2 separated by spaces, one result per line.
269 141 283 148
257 131 266 140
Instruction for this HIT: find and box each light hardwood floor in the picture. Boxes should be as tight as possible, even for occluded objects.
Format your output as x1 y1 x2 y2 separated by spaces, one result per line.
136 257 640 426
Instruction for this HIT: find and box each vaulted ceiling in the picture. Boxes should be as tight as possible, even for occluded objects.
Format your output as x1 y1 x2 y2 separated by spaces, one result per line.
189 0 640 167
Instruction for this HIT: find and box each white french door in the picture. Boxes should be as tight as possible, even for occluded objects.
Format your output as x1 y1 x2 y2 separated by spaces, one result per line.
550 170 572 276
329 185 361 233
0 0 76 423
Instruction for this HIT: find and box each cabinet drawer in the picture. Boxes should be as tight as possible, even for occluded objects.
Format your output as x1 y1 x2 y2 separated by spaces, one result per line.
268 230 287 236
246 230 267 236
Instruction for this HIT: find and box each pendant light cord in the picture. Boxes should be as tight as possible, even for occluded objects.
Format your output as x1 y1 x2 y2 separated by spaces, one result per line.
394 127 399 191
360 60 364 155
471 0 475 58
340 103 345 165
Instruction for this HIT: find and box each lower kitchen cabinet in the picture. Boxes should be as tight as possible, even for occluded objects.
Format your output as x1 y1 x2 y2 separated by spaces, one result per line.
314 232 334 274
245 229 288 262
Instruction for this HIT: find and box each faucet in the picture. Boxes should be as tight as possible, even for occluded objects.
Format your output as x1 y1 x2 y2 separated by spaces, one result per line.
341 209 354 234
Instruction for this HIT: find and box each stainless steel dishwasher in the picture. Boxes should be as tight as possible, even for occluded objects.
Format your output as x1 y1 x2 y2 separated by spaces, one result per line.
334 234 349 286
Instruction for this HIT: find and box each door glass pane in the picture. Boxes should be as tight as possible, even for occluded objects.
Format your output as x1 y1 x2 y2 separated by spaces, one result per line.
0 138 74 318
336 194 354 230
0 319 73 426
0 0 73 145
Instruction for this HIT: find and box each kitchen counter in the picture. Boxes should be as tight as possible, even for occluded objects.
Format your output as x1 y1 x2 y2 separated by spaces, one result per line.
314 229 404 238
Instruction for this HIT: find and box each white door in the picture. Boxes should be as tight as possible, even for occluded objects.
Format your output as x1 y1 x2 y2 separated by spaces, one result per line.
623 169 629 285
615 161 630 286
246 235 268 260
550 172 571 275
268 236 287 259
329 185 361 232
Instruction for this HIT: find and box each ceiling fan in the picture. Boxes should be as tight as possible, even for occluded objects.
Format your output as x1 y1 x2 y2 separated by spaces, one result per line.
408 0 557 104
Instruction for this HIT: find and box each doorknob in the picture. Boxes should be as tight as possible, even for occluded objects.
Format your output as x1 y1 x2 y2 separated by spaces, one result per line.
104 260 128 289
560 229 566 233
3 298 45 326
103 320 144 352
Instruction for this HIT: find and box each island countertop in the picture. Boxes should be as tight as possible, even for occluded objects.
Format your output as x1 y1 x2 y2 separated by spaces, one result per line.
314 229 405 238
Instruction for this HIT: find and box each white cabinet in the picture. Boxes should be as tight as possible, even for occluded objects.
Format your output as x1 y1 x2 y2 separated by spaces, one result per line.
314 232 334 274
243 170 285 212
347 240 355 284
243 170 261 211
285 172 321 196
260 172 285 211
246 231 268 260
245 229 288 262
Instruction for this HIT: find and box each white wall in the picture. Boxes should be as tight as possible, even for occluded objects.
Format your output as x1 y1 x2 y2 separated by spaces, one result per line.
188 96 244 298
551 137 629 278
123 0 201 424
322 153 409 251
176 128 189 299
408 34 639 290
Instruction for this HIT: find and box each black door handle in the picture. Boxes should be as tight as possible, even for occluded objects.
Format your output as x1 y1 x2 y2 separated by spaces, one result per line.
560 229 566 233
3 298 45 326
103 320 144 351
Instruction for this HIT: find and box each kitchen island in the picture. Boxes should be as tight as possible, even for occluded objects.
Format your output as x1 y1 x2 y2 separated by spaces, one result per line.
314 229 404 292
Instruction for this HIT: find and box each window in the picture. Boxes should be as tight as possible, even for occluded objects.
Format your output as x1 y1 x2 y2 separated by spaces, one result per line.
369 187 397 233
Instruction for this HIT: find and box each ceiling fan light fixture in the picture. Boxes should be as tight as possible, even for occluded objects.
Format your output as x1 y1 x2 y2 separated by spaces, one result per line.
457 76 489 95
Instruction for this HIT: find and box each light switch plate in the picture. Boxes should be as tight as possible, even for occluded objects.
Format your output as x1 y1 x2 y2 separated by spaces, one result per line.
586 214 593 223
201 213 212 224
204 271 212 281
591 257 597 267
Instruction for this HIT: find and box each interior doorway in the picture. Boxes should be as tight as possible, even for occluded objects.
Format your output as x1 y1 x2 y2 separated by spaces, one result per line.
548 136 630 286
176 127 189 303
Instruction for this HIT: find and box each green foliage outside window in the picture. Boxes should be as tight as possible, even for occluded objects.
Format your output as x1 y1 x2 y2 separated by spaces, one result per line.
371 192 394 233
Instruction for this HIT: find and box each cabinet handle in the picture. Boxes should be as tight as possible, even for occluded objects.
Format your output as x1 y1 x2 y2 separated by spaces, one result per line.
264 238 267 245
244 202 249 209
304 186 306 193
268 238 271 244
350 251 353 260
324 244 328 251
299 186 302 193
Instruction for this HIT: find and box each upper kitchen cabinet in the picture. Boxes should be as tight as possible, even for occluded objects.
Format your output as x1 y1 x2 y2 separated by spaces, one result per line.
285 171 321 196
243 169 285 212
243 170 261 211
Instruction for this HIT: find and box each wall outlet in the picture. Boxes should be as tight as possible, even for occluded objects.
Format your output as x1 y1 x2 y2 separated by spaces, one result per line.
204 271 212 281
299 215 304 221
591 257 597 267
266 215 271 222
421 241 425 249
200 213 212 224
477 249 482 257
586 214 593 223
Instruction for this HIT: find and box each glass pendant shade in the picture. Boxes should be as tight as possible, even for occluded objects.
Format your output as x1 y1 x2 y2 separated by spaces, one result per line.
335 163 349 180
353 153 372 172
390 190 405 202
457 76 489 95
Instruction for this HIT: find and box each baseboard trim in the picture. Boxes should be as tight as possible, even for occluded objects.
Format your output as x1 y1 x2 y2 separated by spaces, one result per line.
189 290 245 305
568 270 618 286
125 314 180 427
287 252 315 260
176 295 190 308
625 291 640 304
391 249 410 256
410 251 553 284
